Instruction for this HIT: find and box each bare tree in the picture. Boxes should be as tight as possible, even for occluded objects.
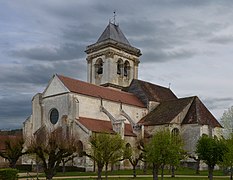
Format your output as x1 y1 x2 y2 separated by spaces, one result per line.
0 135 27 168
27 130 78 180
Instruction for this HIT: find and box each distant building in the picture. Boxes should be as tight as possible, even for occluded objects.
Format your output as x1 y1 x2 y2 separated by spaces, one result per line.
23 22 222 170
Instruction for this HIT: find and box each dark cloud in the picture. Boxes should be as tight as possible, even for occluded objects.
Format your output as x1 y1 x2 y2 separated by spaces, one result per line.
123 19 182 46
10 43 85 61
0 60 86 85
152 0 213 7
141 49 196 63
0 59 86 129
208 35 233 45
1 0 233 129
0 94 32 129
61 23 102 44
203 97 233 110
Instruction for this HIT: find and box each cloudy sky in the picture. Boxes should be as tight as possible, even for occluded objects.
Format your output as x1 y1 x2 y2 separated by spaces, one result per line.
0 0 233 129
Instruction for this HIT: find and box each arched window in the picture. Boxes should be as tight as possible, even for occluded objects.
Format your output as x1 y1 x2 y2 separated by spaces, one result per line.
117 59 123 75
172 128 179 136
171 128 180 144
126 143 131 148
77 140 84 157
202 133 208 137
124 61 130 77
125 143 132 158
95 58 103 75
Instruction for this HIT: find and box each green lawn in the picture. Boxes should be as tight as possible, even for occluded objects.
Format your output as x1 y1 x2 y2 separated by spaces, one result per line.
18 167 232 180
53 167 226 177
53 177 230 180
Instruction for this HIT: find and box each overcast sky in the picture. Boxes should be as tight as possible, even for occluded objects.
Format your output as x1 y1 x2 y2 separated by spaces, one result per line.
0 0 233 129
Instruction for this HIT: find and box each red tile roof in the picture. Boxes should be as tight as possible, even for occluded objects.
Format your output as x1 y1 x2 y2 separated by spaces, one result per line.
57 75 145 108
76 117 136 137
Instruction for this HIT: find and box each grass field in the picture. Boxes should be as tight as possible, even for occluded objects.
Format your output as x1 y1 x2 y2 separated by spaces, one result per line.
18 167 232 180
53 168 225 177
52 177 231 180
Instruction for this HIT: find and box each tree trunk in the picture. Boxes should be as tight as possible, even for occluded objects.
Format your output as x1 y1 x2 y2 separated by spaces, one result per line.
133 165 136 178
171 165 175 177
208 165 214 180
62 159 66 173
36 160 39 180
230 165 233 180
111 163 114 172
143 161 147 174
45 168 55 180
152 163 159 180
94 160 96 172
161 164 164 180
97 164 103 180
45 173 53 180
9 160 16 168
105 163 108 180
196 159 200 174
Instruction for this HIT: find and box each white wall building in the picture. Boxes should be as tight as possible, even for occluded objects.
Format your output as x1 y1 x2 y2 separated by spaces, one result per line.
23 22 222 170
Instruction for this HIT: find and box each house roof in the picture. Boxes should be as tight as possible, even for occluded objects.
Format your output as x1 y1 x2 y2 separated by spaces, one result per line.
57 75 145 108
182 96 222 128
97 23 131 46
125 79 177 105
138 96 222 128
77 117 136 137
85 23 141 57
139 97 193 126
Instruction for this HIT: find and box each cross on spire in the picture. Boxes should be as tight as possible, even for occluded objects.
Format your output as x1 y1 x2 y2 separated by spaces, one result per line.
109 10 117 25
113 11 116 25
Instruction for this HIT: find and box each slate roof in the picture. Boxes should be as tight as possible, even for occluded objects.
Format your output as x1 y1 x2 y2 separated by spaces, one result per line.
85 23 141 57
125 79 177 105
139 96 222 128
97 23 131 46
182 96 222 127
139 97 193 126
77 117 136 137
57 75 145 108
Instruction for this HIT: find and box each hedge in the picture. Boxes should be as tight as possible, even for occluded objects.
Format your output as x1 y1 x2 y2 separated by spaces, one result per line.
0 168 18 180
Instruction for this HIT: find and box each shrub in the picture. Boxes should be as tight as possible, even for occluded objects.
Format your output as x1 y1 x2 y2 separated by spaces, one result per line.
57 166 85 172
0 168 18 180
15 164 32 172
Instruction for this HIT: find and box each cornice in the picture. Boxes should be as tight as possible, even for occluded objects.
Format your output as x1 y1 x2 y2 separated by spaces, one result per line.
86 49 140 64
85 39 142 57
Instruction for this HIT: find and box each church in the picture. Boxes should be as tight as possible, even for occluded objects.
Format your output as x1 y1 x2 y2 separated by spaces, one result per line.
23 22 222 170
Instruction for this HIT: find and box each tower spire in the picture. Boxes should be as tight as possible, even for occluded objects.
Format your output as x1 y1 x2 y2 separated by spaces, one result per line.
86 20 141 88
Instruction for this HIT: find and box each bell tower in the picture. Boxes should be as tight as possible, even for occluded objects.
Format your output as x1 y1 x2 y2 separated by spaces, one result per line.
85 22 141 89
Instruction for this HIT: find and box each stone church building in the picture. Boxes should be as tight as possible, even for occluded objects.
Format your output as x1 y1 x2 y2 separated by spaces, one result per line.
23 22 222 170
